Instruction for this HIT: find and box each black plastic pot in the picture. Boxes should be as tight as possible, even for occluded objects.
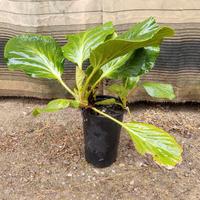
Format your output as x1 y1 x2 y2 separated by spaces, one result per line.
82 96 124 168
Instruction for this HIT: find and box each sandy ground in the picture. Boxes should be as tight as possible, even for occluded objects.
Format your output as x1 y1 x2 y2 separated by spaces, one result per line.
0 98 200 200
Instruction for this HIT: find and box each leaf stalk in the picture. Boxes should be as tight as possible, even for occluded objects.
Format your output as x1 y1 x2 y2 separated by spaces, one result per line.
91 107 124 127
57 77 76 98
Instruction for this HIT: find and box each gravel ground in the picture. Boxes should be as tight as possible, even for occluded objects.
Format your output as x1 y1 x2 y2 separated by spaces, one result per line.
0 98 200 200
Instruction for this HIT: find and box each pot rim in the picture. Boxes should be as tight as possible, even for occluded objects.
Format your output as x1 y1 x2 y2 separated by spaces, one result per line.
82 95 125 118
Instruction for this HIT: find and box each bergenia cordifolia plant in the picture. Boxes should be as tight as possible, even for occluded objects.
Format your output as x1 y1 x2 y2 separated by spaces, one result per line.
4 17 182 168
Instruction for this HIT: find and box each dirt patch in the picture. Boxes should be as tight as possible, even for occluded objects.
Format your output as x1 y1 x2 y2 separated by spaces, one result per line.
0 98 200 200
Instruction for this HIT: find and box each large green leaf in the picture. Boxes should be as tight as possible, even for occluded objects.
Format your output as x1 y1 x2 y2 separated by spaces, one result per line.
107 83 128 98
101 51 133 79
62 22 115 67
107 83 129 107
4 34 64 79
93 18 162 84
123 76 140 90
142 82 176 100
86 52 133 92
90 18 174 69
32 99 79 116
88 68 103 86
123 121 182 167
118 17 160 40
108 46 160 79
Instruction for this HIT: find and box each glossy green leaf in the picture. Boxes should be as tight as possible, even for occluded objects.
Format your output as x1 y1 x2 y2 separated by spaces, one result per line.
123 121 182 167
4 34 64 79
85 65 94 76
123 76 140 90
101 51 133 79
95 98 116 105
118 17 161 40
87 52 133 92
76 66 85 91
107 83 129 107
98 18 162 81
105 32 118 41
109 46 160 79
89 69 103 86
142 82 176 100
107 84 128 98
68 100 80 108
90 18 174 69
32 99 79 116
62 22 115 67
105 77 139 107
125 46 160 76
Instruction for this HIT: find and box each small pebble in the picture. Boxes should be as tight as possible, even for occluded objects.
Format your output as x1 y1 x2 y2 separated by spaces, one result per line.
184 173 189 177
10 132 16 136
22 111 27 116
136 161 147 167
63 160 68 164
94 169 99 174
119 163 125 167
67 173 72 177
130 180 134 185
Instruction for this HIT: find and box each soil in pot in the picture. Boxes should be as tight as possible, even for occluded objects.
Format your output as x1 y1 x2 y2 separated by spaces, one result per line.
82 96 124 168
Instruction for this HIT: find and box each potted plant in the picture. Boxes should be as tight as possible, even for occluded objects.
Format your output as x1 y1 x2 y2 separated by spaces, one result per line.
4 17 182 168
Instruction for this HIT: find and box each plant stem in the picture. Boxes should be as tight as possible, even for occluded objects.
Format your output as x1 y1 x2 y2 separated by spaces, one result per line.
81 65 100 99
82 70 95 92
91 107 124 127
90 76 104 94
58 78 76 98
